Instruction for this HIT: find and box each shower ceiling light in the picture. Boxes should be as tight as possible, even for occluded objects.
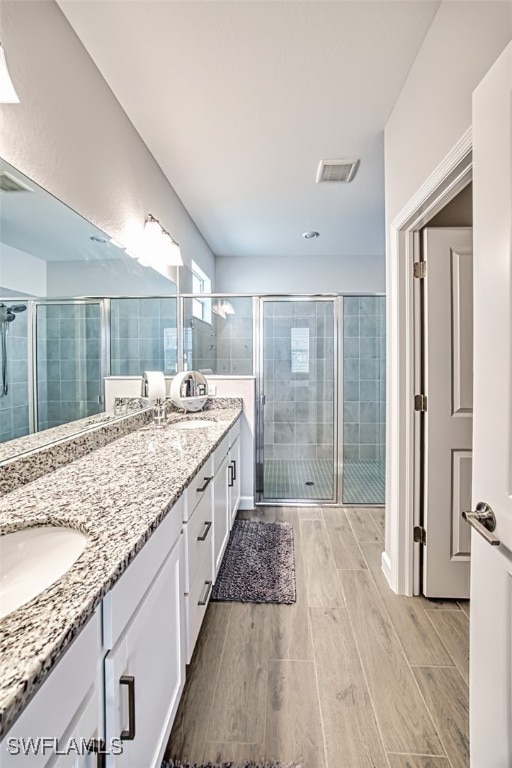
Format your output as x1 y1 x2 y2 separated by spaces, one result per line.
302 231 320 239
0 43 19 104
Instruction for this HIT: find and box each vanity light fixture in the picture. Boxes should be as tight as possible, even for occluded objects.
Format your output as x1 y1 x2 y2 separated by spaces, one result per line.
144 214 183 266
212 299 235 319
0 43 19 104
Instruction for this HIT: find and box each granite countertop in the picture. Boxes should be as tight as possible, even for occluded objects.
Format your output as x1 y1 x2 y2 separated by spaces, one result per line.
0 401 242 739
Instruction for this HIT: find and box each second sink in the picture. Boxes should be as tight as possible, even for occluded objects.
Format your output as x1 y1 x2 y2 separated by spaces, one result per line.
171 419 217 430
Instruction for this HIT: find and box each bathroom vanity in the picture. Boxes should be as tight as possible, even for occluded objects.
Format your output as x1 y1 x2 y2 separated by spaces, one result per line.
0 399 242 767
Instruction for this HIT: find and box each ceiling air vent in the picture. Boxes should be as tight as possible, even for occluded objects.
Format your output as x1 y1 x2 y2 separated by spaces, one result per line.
316 159 359 184
0 171 33 192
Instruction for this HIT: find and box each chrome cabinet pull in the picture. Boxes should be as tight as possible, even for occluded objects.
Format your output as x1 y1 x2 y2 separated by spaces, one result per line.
462 502 500 546
197 521 212 541
198 580 213 606
120 675 136 740
197 476 213 493
231 459 237 481
87 739 106 768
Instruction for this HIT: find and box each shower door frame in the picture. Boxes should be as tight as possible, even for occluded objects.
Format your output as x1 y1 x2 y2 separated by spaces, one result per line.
256 294 341 506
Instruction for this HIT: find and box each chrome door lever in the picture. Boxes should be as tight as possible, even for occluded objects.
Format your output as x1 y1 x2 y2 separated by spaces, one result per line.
462 502 501 546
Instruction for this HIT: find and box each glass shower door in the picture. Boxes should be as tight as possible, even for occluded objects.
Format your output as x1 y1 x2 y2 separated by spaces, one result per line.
259 298 337 502
36 302 103 430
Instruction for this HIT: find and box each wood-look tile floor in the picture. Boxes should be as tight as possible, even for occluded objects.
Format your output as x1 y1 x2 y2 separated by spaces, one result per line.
166 507 469 768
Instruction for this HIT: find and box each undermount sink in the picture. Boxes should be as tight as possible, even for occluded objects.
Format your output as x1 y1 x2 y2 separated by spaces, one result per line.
0 526 88 620
172 419 217 430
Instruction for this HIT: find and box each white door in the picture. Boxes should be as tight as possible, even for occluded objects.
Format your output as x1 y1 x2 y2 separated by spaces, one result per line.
213 452 230 577
470 42 512 767
105 543 183 768
422 227 473 598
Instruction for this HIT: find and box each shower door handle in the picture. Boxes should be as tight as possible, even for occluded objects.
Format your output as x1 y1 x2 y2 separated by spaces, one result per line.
260 394 266 405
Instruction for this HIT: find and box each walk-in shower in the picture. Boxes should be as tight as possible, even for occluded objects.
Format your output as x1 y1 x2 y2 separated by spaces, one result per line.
0 303 27 396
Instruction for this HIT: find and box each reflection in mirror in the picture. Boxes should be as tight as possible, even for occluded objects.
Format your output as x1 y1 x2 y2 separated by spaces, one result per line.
110 297 177 375
183 296 254 375
0 158 178 455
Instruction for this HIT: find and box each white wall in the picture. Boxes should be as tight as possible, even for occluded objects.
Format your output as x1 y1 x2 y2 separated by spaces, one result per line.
46 259 177 298
216 253 385 294
0 0 215 284
385 1 512 226
0 243 47 296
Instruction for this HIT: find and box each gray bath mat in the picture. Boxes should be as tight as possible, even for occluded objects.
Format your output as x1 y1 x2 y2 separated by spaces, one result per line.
163 762 301 768
211 520 296 604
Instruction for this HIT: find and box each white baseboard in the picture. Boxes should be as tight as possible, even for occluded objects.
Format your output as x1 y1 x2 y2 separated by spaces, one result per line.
239 495 255 511
381 550 394 591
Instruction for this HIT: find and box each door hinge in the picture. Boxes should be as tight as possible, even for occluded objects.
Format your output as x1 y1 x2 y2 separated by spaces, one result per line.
414 393 427 412
414 261 427 278
414 525 427 545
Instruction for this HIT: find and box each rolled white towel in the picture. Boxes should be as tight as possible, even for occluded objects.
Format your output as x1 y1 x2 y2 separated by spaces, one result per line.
142 371 166 404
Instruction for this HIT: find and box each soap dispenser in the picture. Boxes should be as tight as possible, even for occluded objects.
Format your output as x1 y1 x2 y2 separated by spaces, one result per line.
152 398 166 429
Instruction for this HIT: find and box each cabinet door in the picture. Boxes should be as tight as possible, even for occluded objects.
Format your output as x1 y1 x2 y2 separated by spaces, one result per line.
104 541 183 768
228 435 241 527
213 452 230 579
0 611 102 768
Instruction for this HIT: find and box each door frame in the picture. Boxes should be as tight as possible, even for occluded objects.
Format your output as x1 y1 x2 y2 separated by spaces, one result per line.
255 294 340 506
385 127 472 596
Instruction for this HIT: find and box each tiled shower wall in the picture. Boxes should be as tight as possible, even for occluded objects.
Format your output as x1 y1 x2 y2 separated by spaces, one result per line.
0 310 29 442
343 296 386 461
37 303 102 430
263 300 334 461
185 297 253 375
110 298 177 375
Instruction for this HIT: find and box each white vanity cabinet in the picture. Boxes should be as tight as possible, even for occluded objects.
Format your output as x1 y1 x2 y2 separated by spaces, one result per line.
228 422 241 527
0 610 103 768
103 498 184 768
212 432 231 580
182 457 214 663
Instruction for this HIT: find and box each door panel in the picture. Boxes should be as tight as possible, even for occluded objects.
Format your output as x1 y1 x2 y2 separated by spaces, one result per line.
470 41 512 766
422 227 473 598
259 298 336 503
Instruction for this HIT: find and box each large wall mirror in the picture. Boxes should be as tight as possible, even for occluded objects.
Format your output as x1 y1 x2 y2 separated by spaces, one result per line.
0 157 178 457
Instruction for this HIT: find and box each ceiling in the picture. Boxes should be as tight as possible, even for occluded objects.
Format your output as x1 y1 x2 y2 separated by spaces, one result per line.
58 0 440 260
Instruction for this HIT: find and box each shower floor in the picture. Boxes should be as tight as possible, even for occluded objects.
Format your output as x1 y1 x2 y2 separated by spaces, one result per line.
263 458 385 504
263 459 333 500
343 459 385 504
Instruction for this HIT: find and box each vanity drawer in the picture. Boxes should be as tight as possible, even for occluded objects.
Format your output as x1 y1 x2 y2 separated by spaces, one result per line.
213 432 230 473
184 490 213 593
103 494 183 648
186 548 213 663
185 456 213 521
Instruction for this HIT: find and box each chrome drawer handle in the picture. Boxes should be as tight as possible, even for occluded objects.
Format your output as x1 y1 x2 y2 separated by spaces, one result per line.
462 502 500 546
198 580 213 606
197 521 212 541
120 675 136 740
197 476 213 492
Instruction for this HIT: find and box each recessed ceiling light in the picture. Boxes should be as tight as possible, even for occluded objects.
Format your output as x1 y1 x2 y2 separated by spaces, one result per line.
302 231 320 239
90 235 107 244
